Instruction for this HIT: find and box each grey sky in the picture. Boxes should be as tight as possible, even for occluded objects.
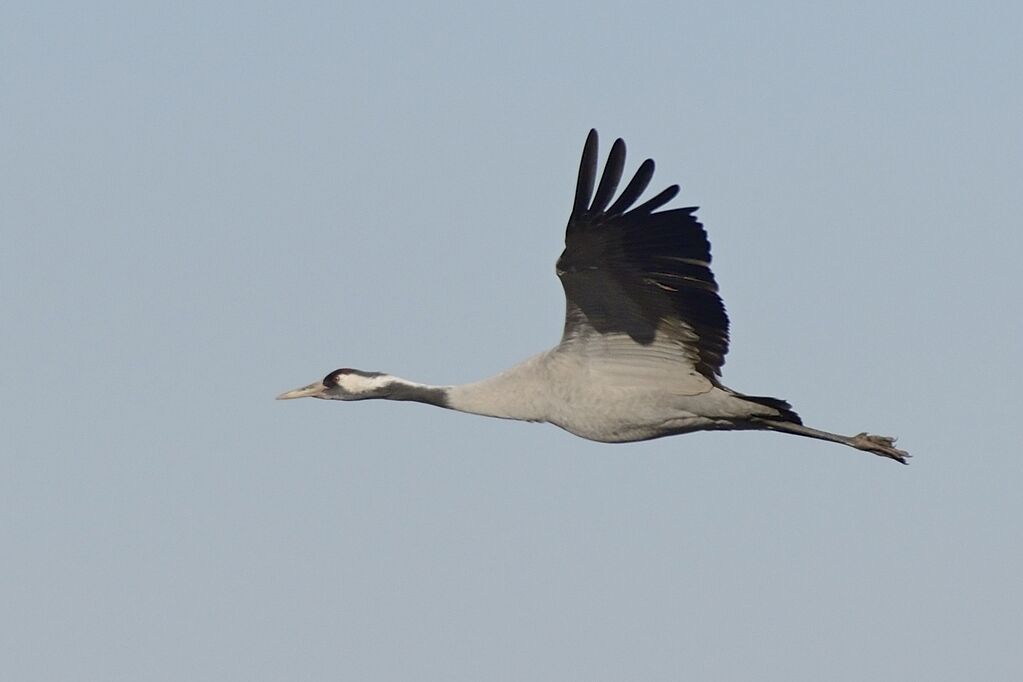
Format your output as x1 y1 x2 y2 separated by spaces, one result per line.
3 2 1022 680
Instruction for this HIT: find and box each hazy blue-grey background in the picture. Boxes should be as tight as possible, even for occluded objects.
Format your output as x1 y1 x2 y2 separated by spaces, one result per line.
4 2 1021 680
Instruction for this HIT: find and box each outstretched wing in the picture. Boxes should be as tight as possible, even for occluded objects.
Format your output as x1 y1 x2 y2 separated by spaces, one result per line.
556 129 729 379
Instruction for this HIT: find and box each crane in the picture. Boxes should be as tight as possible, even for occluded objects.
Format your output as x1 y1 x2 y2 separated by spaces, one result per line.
277 130 909 464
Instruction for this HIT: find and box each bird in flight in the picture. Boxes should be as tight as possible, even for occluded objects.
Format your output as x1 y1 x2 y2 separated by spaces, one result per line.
278 130 908 464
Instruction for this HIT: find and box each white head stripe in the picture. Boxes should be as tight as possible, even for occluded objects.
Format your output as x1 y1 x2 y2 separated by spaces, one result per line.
338 373 391 394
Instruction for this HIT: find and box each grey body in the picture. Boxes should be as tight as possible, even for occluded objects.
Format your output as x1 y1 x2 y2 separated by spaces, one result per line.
447 345 764 443
278 131 909 464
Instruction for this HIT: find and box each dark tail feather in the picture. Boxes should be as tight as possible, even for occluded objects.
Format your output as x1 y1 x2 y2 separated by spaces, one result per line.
742 395 803 425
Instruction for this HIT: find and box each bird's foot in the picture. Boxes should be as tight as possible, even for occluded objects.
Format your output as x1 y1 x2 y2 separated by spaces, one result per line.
850 432 910 465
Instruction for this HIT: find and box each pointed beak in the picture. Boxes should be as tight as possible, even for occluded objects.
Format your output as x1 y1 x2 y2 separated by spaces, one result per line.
276 381 328 400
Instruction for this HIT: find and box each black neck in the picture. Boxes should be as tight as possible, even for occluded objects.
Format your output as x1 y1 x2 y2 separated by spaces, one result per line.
383 382 450 408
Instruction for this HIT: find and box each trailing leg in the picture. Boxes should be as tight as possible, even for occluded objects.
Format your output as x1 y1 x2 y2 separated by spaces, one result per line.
751 418 910 464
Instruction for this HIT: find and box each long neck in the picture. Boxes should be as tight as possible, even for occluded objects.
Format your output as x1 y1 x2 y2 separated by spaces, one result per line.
444 353 552 423
384 354 552 423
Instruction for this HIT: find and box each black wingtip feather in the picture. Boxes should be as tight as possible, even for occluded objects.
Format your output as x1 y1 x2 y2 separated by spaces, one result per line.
573 130 599 218
629 184 680 215
605 158 654 218
589 138 626 215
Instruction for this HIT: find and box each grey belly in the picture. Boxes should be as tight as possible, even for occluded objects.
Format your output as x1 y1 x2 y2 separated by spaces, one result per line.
544 385 746 443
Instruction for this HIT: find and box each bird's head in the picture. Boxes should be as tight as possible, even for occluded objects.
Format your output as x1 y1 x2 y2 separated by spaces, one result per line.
276 368 392 401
